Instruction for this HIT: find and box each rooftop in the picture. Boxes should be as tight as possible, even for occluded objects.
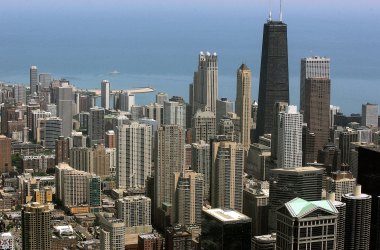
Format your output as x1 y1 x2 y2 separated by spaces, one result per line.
204 208 251 222
284 197 338 218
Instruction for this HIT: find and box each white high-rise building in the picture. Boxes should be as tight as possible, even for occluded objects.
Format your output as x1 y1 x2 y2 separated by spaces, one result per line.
277 105 303 168
116 122 152 189
120 91 135 112
101 80 110 110
97 213 125 250
193 51 218 114
163 101 186 129
300 57 330 113
330 105 340 128
116 196 152 234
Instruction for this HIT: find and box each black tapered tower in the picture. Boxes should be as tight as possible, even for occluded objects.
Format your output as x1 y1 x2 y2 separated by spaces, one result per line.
255 20 289 141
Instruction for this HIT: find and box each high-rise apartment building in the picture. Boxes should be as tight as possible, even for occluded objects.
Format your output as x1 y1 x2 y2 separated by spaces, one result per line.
243 183 269 236
38 117 63 149
327 192 346 250
271 102 288 161
13 84 26 104
276 198 337 249
201 208 251 250
191 140 210 199
55 163 101 212
154 125 184 220
326 171 356 201
236 64 252 151
251 234 276 250
172 170 203 226
39 73 52 88
216 98 233 125
57 85 73 137
211 140 244 211
155 92 168 105
22 202 52 250
101 80 110 110
145 103 163 125
342 185 372 250
0 135 11 174
97 213 125 250
119 91 135 112
277 105 303 168
116 122 152 189
256 20 289 140
55 136 70 165
361 103 378 128
191 110 216 143
30 66 38 94
138 233 164 250
88 106 105 146
246 143 271 180
163 101 186 129
330 105 340 128
116 196 152 234
192 51 218 114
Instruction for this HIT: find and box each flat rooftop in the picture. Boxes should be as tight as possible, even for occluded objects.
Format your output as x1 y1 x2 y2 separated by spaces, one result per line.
204 208 251 223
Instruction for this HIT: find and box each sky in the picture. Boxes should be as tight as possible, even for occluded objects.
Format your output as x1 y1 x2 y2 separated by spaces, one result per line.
0 0 379 113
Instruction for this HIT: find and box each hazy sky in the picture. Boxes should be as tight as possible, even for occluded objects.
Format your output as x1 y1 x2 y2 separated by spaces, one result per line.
1 0 379 113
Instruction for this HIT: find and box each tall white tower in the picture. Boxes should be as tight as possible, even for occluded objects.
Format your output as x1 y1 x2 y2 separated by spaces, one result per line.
101 80 110 110
277 105 303 168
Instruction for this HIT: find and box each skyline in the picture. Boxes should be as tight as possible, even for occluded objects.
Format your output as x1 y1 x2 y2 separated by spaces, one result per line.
0 1 379 113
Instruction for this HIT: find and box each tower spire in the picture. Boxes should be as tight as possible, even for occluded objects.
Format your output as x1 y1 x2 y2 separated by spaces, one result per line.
280 0 283 21
269 0 272 21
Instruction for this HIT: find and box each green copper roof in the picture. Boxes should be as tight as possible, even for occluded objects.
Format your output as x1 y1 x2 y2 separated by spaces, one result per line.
285 197 338 218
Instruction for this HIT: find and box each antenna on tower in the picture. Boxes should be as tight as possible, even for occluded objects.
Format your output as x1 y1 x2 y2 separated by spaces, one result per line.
269 0 272 21
280 0 283 21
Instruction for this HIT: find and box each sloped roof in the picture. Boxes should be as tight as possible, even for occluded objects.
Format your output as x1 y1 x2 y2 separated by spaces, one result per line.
284 197 338 218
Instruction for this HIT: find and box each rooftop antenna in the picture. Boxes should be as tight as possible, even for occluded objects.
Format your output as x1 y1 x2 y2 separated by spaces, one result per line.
269 0 272 21
280 0 283 22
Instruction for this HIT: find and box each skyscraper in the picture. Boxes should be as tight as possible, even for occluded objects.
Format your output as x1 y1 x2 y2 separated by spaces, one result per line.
172 170 204 226
256 20 289 140
39 73 52 88
30 66 38 94
277 105 303 168
13 84 26 104
191 140 211 199
101 80 110 110
22 202 52 250
116 196 152 234
116 122 152 189
211 140 244 211
216 98 234 125
55 136 70 165
301 57 331 161
271 101 288 161
156 92 168 105
163 101 186 129
192 51 218 114
0 135 11 174
269 166 323 230
300 56 330 113
97 213 125 250
235 64 252 151
342 185 372 250
276 198 338 249
191 110 216 143
361 103 378 128
88 106 105 146
57 85 73 137
154 125 185 224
